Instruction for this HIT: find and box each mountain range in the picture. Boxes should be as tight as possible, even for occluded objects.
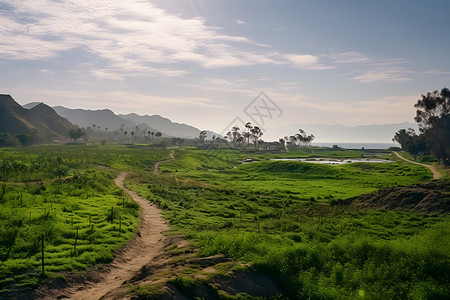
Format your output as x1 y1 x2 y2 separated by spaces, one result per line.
7 99 217 140
3 95 417 144
48 105 216 139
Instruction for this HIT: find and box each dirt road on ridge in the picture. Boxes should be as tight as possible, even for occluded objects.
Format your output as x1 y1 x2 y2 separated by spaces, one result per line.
39 153 175 299
393 151 442 180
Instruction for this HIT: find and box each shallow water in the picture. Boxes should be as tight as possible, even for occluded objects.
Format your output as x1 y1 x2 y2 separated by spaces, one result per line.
268 158 393 165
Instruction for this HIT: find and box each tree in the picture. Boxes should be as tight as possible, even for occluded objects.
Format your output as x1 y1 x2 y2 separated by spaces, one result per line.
250 126 263 149
225 126 243 146
414 88 449 165
15 134 32 146
297 129 315 147
199 130 207 143
69 128 86 143
279 138 287 150
155 132 162 138
245 122 253 146
0 159 12 182
392 128 428 158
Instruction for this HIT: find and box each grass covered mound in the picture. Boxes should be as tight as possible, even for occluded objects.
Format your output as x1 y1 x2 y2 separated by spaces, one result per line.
349 180 450 214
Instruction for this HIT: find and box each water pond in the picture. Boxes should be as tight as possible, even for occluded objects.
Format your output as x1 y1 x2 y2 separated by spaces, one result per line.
268 158 393 165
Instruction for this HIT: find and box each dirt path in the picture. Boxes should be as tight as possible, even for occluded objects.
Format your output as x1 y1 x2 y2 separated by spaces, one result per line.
393 151 442 180
40 154 176 299
153 150 175 174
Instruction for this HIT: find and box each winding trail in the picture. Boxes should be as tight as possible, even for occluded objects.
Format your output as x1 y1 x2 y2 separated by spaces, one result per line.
393 151 442 180
153 150 175 174
42 152 175 299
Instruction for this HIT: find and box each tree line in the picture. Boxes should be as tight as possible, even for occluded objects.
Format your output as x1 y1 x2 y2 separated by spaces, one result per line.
200 122 315 150
393 87 449 166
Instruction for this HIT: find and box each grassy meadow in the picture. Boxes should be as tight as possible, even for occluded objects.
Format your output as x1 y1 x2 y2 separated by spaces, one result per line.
0 144 448 299
128 147 449 299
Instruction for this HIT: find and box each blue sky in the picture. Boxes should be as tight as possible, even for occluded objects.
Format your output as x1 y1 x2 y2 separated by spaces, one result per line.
1 0 449 140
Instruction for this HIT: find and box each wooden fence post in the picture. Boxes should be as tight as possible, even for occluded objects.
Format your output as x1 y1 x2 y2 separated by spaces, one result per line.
41 234 45 275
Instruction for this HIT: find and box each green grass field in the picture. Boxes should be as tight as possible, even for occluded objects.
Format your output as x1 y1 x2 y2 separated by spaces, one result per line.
129 147 449 299
0 145 170 295
1 145 448 299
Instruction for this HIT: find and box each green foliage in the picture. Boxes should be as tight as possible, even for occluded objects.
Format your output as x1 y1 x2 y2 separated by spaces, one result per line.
0 145 154 294
169 276 198 297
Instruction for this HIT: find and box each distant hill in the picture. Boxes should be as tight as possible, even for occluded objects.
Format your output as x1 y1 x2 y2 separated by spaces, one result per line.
52 106 137 132
0 94 76 142
119 113 217 139
22 102 41 109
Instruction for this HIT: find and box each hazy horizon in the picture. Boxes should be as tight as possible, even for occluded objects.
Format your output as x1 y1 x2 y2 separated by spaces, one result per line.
1 0 449 137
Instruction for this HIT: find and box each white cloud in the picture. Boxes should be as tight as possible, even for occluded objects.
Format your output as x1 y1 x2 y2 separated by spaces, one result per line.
0 0 356 78
104 90 230 110
235 19 246 25
329 51 370 63
283 54 333 70
0 0 276 76
351 68 411 83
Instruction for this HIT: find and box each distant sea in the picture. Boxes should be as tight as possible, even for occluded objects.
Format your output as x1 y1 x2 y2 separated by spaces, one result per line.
313 142 400 150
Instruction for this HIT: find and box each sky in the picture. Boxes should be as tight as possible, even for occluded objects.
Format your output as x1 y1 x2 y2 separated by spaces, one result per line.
1 0 449 141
